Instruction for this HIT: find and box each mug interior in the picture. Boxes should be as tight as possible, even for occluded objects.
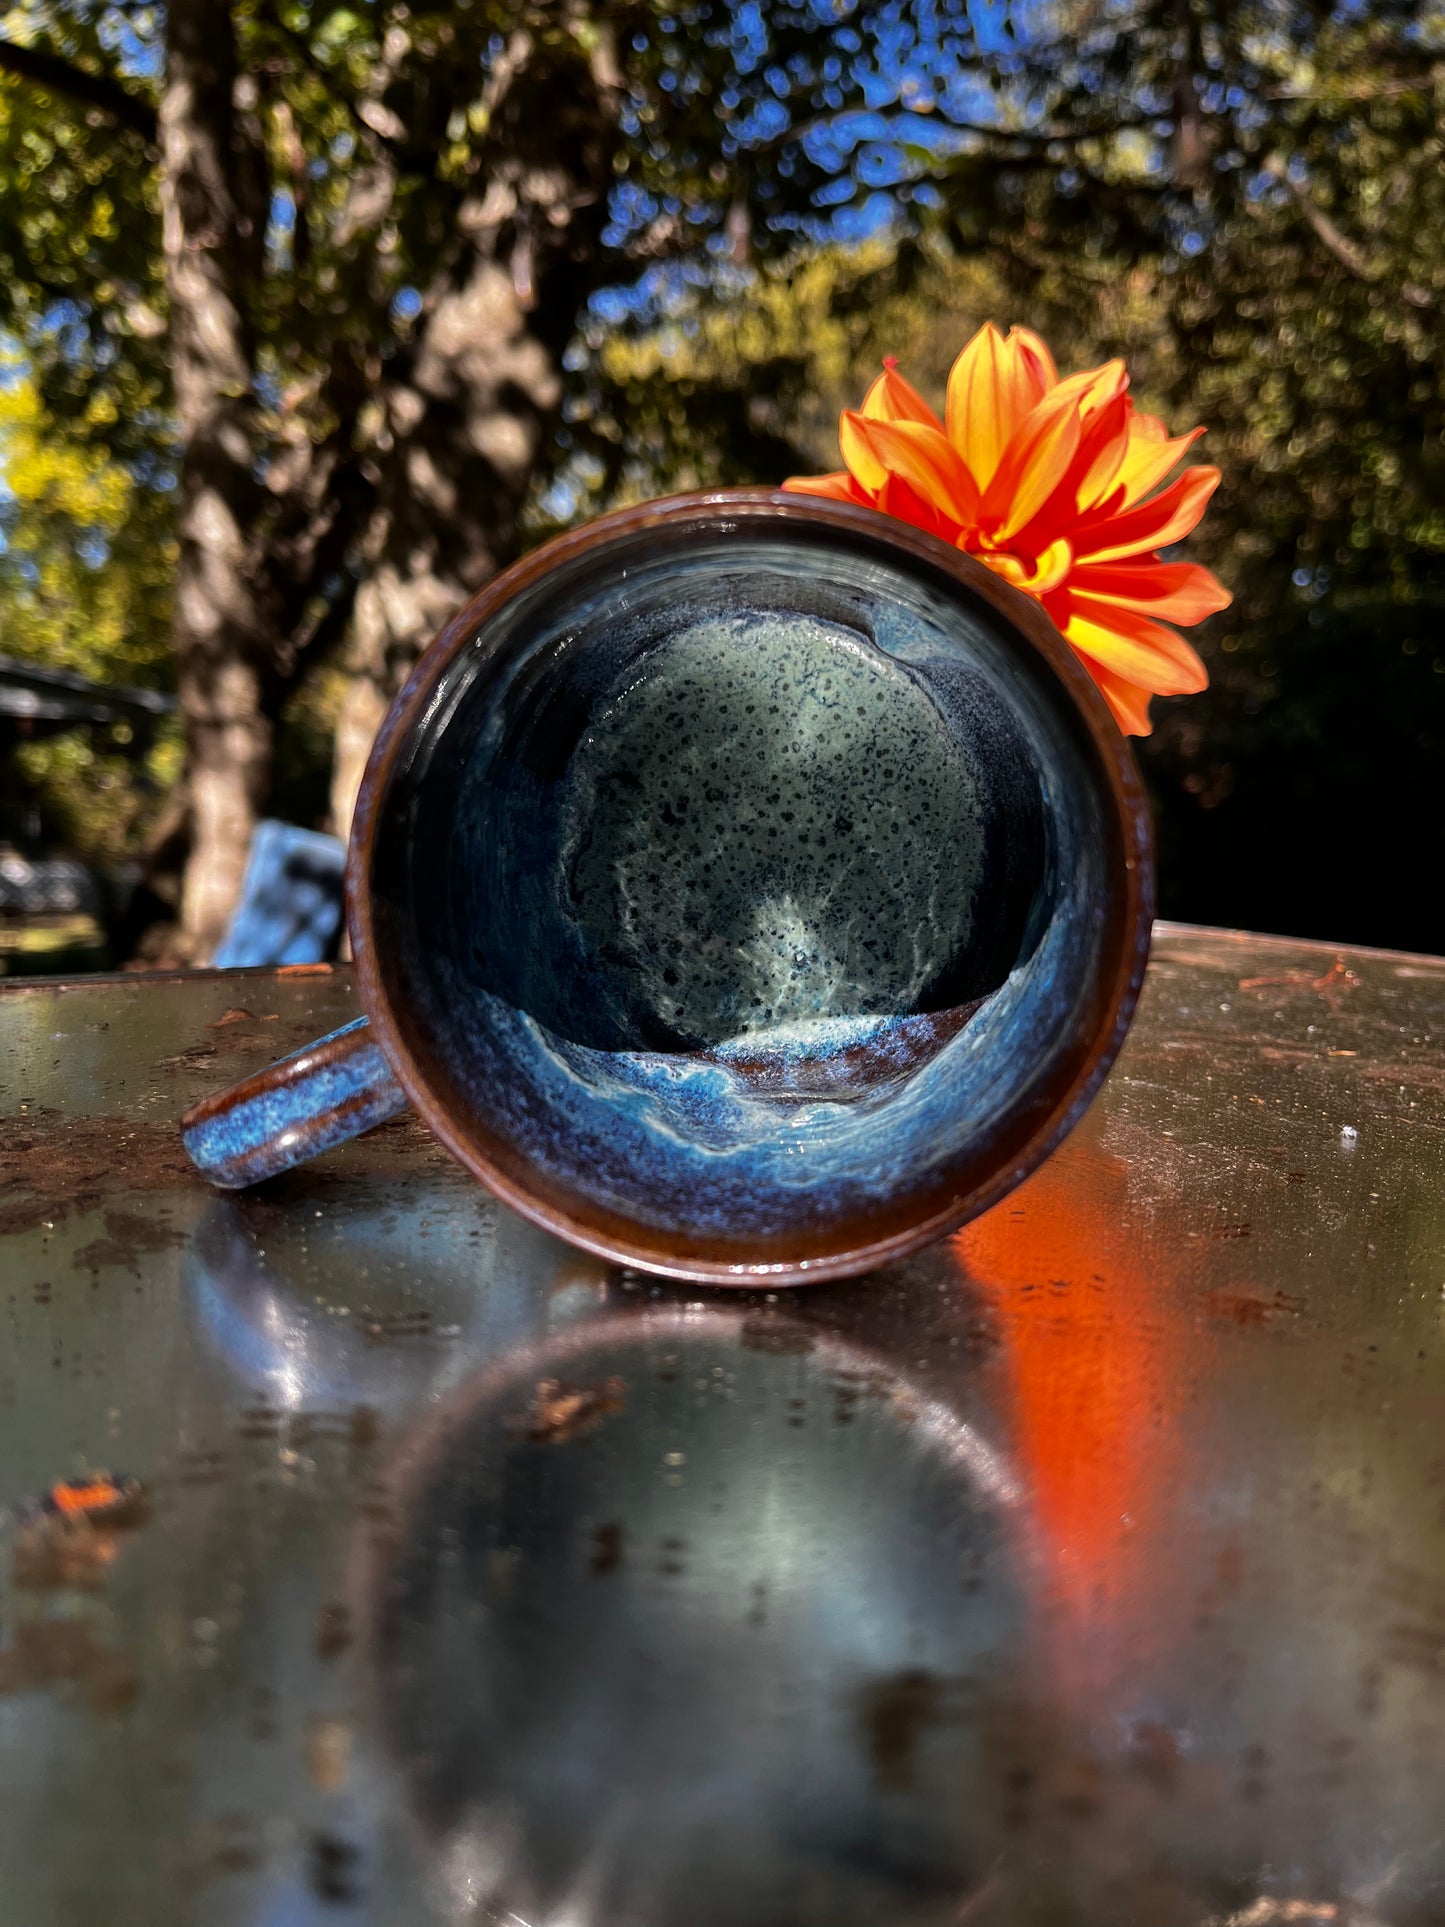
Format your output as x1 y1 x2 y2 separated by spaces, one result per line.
364 506 1140 1273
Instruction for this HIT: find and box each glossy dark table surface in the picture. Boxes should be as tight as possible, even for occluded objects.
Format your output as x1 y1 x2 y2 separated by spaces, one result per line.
1 925 1442 1927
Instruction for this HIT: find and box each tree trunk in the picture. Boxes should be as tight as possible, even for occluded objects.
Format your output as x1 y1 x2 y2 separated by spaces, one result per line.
161 0 273 958
329 27 620 847
329 254 563 840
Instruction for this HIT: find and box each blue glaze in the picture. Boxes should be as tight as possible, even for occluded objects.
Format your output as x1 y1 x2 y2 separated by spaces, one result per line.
211 819 346 967
187 512 1134 1272
424 852 1084 1241
369 527 1111 1256
182 1017 406 1189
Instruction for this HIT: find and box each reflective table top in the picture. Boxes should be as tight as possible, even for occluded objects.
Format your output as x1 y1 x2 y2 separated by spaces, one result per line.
0 925 1442 1927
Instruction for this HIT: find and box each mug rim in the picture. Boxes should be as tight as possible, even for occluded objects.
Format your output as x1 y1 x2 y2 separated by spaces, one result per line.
347 488 1154 1284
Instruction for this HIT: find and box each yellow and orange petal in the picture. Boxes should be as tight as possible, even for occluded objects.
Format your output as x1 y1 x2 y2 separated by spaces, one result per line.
1112 414 1206 509
1082 662 1160 737
1067 559 1233 625
1071 464 1221 564
781 467 869 506
1045 593 1209 697
860 356 942 430
978 395 1083 542
841 413 980 528
782 321 1230 735
944 322 1057 485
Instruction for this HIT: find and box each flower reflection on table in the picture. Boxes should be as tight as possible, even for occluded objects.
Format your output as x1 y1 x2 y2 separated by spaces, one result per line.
952 1131 1431 1927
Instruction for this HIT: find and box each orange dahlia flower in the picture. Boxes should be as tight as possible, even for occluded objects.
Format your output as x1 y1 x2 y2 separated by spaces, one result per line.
782 323 1230 735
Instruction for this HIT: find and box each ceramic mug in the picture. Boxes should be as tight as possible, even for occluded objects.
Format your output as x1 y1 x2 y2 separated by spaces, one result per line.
182 490 1152 1284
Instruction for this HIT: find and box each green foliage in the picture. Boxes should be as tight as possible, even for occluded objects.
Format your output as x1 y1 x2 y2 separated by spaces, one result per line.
0 3 168 468
932 11 1445 936
530 0 1445 947
0 357 178 855
1 0 980 494
2 0 1445 944
525 237 1013 536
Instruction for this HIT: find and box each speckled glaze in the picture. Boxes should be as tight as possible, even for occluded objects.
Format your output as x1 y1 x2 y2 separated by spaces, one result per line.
563 608 986 1042
185 491 1154 1284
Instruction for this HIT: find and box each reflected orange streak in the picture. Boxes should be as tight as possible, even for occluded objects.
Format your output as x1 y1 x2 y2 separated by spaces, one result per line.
952 1140 1183 1640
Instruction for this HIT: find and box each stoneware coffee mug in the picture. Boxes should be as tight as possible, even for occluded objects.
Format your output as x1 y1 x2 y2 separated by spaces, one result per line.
182 490 1152 1285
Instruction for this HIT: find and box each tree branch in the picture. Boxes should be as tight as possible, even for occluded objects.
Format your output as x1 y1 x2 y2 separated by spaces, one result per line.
1265 68 1444 101
259 3 402 160
941 112 1160 148
751 105 1159 159
277 565 365 693
1263 155 1435 310
0 32 157 144
261 428 379 687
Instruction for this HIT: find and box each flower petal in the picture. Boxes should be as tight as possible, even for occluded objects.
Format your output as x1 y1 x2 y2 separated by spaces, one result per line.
1084 661 1156 736
973 535 1073 597
838 409 892 493
844 415 981 526
861 358 944 431
1001 368 1132 553
945 323 1053 489
979 397 1083 541
1010 392 1130 557
1071 390 1132 513
1049 358 1129 414
781 469 873 505
1130 411 1169 441
1010 325 1059 391
1067 559 1232 625
1051 593 1210 695
1072 464 1221 562
1114 420 1206 507
877 470 969 545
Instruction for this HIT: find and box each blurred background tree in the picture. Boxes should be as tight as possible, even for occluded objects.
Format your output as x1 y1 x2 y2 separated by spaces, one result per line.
0 0 1441 959
0 359 179 856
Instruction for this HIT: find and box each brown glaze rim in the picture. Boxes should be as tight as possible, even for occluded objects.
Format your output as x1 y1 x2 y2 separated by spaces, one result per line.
347 489 1154 1286
180 1017 372 1136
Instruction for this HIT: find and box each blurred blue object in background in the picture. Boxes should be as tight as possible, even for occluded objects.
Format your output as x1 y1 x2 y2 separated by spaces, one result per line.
212 821 346 968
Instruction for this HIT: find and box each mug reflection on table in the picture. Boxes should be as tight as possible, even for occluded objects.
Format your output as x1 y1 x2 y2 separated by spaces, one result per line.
354 1309 1024 1927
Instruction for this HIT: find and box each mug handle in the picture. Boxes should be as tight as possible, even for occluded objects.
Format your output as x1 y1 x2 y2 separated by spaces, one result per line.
181 1016 408 1189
